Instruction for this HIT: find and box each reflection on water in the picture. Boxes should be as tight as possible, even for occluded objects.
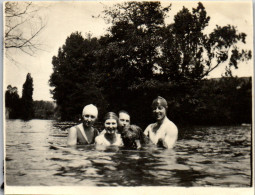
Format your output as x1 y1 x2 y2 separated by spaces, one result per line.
5 119 251 186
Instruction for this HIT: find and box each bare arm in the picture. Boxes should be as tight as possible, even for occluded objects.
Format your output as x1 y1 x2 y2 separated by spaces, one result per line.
67 127 77 146
161 126 178 149
143 125 150 137
95 136 100 145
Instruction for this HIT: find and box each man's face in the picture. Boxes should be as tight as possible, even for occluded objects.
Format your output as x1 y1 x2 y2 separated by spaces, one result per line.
118 113 130 130
82 111 97 127
153 105 166 121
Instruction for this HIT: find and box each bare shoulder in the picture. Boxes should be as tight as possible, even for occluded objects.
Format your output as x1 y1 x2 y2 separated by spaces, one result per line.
69 123 81 133
69 126 77 133
67 124 80 146
144 123 154 134
165 119 178 134
95 135 99 142
95 133 103 143
145 123 156 131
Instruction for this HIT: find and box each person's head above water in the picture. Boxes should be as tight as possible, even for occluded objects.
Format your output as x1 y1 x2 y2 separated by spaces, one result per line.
118 110 130 131
152 96 168 122
82 104 98 117
104 112 118 121
152 96 168 110
82 104 98 127
104 112 118 135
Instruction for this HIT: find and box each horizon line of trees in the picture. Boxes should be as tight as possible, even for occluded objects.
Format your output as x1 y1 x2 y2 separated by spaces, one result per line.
5 73 57 121
5 76 251 126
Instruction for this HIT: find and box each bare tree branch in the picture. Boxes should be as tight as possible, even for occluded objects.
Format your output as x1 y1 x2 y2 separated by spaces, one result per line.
5 2 32 17
4 1 47 57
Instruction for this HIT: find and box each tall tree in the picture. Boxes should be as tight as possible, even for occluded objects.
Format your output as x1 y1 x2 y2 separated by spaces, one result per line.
5 85 21 119
97 2 172 117
49 32 107 121
98 1 251 126
49 2 251 125
101 2 171 87
161 2 251 82
21 73 34 120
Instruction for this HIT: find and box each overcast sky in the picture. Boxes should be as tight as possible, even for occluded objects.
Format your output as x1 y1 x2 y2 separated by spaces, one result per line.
4 1 253 101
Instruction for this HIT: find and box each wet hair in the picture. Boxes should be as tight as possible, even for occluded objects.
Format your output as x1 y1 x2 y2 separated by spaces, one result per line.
118 110 130 117
152 96 168 110
104 112 118 122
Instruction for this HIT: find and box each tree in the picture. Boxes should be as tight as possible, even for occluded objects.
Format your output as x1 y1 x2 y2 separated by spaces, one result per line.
33 100 56 119
190 76 252 125
101 2 251 84
97 2 251 126
5 85 13 108
21 73 34 120
4 2 46 58
5 85 21 119
49 32 107 121
161 2 251 82
96 2 172 122
49 2 251 125
101 2 171 87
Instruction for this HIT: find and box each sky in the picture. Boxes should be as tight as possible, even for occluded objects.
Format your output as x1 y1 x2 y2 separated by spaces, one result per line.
4 0 253 101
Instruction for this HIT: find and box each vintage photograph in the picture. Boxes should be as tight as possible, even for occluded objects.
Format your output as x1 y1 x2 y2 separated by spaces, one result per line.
3 0 253 194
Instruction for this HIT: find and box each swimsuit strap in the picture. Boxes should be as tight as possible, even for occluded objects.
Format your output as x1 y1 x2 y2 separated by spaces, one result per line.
76 125 88 144
91 128 99 143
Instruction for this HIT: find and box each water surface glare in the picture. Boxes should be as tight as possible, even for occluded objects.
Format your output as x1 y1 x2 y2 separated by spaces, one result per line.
6 119 251 186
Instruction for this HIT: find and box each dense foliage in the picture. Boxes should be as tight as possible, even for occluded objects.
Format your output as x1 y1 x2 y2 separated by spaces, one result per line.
50 32 108 120
5 84 56 120
176 77 252 125
5 85 21 119
49 2 252 126
33 101 56 119
21 73 34 120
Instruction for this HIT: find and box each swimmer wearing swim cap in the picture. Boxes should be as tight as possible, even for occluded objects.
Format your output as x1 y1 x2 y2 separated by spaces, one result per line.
151 96 168 122
82 104 98 127
144 96 178 149
67 104 99 146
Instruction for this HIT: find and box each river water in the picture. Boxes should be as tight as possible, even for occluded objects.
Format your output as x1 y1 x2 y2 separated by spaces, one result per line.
5 119 252 186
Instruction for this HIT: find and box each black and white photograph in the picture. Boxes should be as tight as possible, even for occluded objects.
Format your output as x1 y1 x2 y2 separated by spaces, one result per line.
3 0 254 194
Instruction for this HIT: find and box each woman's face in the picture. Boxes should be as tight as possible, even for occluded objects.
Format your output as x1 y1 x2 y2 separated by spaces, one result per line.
153 105 166 121
104 118 118 134
82 112 97 127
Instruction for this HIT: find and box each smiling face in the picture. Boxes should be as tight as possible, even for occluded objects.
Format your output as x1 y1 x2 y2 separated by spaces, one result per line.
104 118 118 135
152 105 166 122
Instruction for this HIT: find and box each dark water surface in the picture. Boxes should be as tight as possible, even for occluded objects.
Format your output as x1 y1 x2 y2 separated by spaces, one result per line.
5 119 252 186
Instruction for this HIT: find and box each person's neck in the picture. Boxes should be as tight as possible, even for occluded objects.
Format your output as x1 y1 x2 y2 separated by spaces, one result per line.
105 132 116 142
156 116 166 126
83 123 93 131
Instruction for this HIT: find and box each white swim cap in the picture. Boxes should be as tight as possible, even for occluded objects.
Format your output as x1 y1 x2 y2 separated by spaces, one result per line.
82 104 98 118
